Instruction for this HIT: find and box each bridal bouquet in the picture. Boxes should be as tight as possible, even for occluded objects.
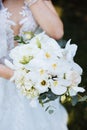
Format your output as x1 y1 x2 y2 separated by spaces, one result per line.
5 32 85 107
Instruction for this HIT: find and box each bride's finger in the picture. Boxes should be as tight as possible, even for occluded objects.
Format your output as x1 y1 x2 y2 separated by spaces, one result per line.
4 59 16 70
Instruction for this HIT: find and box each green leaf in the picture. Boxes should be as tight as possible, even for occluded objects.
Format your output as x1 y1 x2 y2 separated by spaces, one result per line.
38 99 44 107
45 105 55 114
36 38 41 48
14 35 20 40
71 95 78 106
48 109 54 114
14 35 26 44
78 95 87 102
39 93 47 100
45 90 58 100
19 56 33 64
45 105 50 111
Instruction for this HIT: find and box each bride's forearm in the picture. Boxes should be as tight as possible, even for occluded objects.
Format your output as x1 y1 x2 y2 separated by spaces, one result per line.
27 0 64 39
0 64 14 80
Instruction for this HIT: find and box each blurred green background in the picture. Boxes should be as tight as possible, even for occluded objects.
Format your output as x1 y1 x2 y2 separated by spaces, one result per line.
52 0 87 130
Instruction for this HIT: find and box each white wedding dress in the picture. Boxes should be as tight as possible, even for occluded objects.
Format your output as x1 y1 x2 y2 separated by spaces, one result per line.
0 2 68 130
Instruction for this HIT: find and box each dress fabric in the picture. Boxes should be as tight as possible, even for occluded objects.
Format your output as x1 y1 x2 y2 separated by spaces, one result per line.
0 2 68 130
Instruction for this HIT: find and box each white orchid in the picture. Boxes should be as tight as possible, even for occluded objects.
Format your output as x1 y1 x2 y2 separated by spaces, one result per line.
46 58 72 77
62 39 77 61
49 78 71 95
65 70 85 96
68 86 85 96
71 62 83 75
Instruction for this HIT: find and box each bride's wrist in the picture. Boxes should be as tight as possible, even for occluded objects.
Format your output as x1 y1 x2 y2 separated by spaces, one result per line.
0 64 14 80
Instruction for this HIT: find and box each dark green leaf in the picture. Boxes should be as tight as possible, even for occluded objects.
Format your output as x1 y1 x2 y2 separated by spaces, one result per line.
48 109 54 114
78 95 87 102
71 95 78 106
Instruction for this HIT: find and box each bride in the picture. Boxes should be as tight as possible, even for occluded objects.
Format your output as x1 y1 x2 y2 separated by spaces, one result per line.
0 0 68 130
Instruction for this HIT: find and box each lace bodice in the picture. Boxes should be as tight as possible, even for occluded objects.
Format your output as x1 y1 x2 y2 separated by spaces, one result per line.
0 2 39 63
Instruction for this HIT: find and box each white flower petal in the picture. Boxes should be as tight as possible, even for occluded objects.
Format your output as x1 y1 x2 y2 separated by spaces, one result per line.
72 63 83 75
73 86 85 93
69 86 85 96
51 86 67 95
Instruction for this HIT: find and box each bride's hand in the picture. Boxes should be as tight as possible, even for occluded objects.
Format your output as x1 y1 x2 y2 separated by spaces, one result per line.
0 64 14 80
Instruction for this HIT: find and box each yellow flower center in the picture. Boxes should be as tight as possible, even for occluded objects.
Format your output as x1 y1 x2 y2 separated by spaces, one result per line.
45 52 51 58
41 80 47 86
53 81 58 87
52 64 57 69
40 69 45 75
